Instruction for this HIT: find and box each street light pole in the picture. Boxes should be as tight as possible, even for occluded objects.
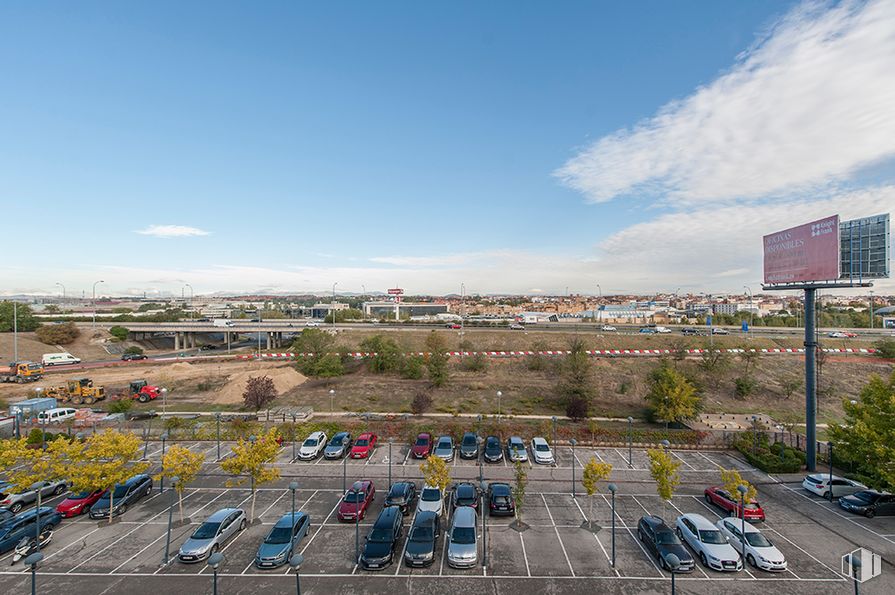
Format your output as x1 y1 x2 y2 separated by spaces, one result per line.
215 413 222 461
827 441 834 500
480 479 488 570
289 481 299 526
343 454 347 493
159 432 169 493
332 282 338 326
24 552 43 595
627 416 633 468
55 282 66 299
330 389 335 414
289 554 305 595
570 438 577 497
497 390 502 420
608 483 617 567
92 280 105 329
207 552 223 595
744 285 753 338
388 441 393 486
737 484 747 557
161 475 179 566
291 414 297 462
12 301 17 363
665 553 680 593
869 290 874 329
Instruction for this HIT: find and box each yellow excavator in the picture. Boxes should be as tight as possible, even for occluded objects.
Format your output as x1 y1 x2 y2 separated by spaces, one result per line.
44 378 105 405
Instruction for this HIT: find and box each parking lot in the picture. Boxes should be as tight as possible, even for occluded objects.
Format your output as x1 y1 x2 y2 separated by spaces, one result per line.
0 439 892 594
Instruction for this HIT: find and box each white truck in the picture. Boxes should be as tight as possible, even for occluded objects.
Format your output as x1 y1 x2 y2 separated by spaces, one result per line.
213 319 235 327
42 352 81 366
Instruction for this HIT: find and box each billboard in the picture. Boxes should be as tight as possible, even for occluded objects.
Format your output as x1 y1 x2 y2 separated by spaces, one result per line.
840 214 890 280
763 215 840 284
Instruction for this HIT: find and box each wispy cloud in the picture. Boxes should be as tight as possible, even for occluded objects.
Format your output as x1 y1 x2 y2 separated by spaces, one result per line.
555 0 895 206
369 252 494 267
136 225 211 238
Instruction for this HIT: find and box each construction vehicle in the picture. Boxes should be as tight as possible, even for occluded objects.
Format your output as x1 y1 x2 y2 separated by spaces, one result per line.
1 361 44 383
44 378 105 405
128 380 161 403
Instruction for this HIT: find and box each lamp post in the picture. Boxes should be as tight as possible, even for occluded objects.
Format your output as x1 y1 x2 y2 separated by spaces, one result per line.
161 388 168 416
608 483 617 568
332 282 338 326
329 389 335 414
289 481 299 526
143 410 156 459
55 282 66 299
665 553 680 593
827 441 834 500
850 553 862 595
869 290 874 329
737 484 747 557
12 301 17 363
289 554 305 595
480 479 488 570
184 283 193 320
291 414 297 462
497 390 502 420
570 438 577 497
388 441 393 487
24 551 43 595
159 431 169 493
342 453 347 493
627 416 634 468
744 285 753 338
207 551 224 595
355 489 361 565
92 280 105 329
215 413 222 461
552 416 558 449
161 475 179 566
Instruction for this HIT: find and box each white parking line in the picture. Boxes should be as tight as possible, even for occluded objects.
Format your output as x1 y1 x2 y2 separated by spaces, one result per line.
298 499 341 556
763 527 843 579
694 451 723 470
614 448 636 469
540 493 574 577
570 496 620 576
30 526 103 567
518 529 531 577
401 448 411 466
394 511 417 575
592 450 606 464
668 450 696 471
256 488 290 520
600 493 664 577
781 485 895 547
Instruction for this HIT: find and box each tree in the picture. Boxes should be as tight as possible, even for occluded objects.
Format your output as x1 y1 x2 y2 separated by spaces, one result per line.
291 328 337 374
558 337 595 419
419 453 451 492
512 460 528 526
359 335 403 373
35 322 80 345
242 375 278 410
873 338 895 359
65 430 149 524
738 347 759 375
581 458 612 527
0 437 70 516
310 353 344 377
734 376 757 399
645 363 701 428
400 354 424 379
220 428 282 521
424 331 450 387
411 391 433 415
0 301 39 332
828 371 895 490
699 343 730 373
124 346 144 355
647 448 681 514
720 469 757 507
159 444 204 522
780 376 803 400
109 326 129 341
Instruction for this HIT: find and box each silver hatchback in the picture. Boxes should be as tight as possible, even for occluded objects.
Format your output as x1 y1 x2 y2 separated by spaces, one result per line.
447 506 478 568
178 508 247 563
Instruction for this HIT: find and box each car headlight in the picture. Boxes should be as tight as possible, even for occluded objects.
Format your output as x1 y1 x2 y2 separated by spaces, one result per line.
759 555 769 562
709 555 720 562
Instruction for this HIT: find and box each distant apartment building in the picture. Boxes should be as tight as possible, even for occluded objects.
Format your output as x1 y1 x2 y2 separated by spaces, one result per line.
363 301 449 319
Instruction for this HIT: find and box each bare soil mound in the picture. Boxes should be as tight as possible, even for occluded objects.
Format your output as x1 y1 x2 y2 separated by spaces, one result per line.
213 365 307 405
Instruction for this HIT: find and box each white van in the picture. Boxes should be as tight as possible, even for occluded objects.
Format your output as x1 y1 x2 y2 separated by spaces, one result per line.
42 352 81 366
37 407 78 424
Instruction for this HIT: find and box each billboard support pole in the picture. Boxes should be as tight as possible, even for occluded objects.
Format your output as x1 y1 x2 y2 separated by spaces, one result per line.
804 287 817 472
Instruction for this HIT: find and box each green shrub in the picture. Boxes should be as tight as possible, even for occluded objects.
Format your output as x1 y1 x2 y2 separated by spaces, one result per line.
108 399 134 414
35 322 80 345
400 355 424 379
734 376 757 399
733 435 804 473
460 352 488 373
873 338 895 359
124 345 143 355
109 326 129 341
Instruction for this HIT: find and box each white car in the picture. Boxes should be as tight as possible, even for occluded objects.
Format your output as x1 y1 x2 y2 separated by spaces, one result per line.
305 321 321 327
297 431 327 460
530 437 555 465
417 485 444 517
676 513 742 572
599 325 617 332
716 518 787 572
655 326 672 334
802 474 867 500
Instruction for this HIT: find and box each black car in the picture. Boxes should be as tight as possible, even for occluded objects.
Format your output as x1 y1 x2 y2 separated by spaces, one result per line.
360 506 403 571
459 432 479 459
839 490 895 518
89 474 153 519
385 482 417 515
199 344 218 351
483 436 503 463
197 318 211 322
404 510 440 567
121 353 148 361
452 483 479 512
637 515 694 573
487 483 514 516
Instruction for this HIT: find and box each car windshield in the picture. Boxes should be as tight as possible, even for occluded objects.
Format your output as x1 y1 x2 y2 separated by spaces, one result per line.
410 526 433 541
302 438 318 447
70 491 94 500
421 488 440 502
192 522 220 540
806 475 825 484
355 439 369 447
656 531 680 545
699 530 726 544
99 485 127 500
369 527 392 542
437 440 450 449
462 436 476 446
266 526 292 544
415 437 429 446
388 486 406 499
329 436 344 446
486 439 499 448
535 444 550 452
744 502 760 510
492 495 510 504
511 442 523 450
344 491 365 503
851 491 878 503
745 532 772 547
452 527 475 544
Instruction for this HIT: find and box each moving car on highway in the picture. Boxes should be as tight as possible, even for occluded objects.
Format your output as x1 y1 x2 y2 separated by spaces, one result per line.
255 512 311 569
178 508 247 563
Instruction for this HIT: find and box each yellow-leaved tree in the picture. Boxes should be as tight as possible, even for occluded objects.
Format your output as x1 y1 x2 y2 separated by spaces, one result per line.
720 468 757 513
220 428 281 521
158 444 204 522
0 437 71 533
66 429 150 524
581 458 613 526
419 454 451 493
647 447 681 515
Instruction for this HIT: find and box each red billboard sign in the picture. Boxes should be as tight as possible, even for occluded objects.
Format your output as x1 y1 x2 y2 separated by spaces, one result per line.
763 215 840 284
387 288 404 295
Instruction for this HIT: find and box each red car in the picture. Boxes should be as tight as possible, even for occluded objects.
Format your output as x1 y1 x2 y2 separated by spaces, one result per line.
704 486 765 522
411 433 433 459
338 480 375 521
350 433 377 459
445 323 462 329
56 489 106 518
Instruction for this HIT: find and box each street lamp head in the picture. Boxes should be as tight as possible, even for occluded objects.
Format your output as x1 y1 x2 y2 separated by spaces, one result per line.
496 390 502 397
329 389 335 395
736 484 748 495
149 409 156 417
552 416 557 423
160 431 169 441
215 412 222 420
171 476 180 485
627 416 633 423
207 551 224 570
75 432 84 440
851 554 862 570
249 435 257 443
288 553 305 570
23 552 44 567
608 483 617 493
289 481 299 491
664 552 681 570
569 438 577 446
660 439 670 448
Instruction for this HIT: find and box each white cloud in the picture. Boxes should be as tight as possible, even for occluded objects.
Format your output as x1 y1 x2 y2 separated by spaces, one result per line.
136 225 211 238
555 0 895 206
369 252 494 267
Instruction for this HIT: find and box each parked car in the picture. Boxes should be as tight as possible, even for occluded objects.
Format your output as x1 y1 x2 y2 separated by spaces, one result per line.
483 435 503 463
361 506 403 570
716 518 786 572
404 510 440 567
178 508 247 563
324 432 352 459
255 511 311 568
637 515 694 572
506 436 528 463
56 489 106 518
530 437 555 465
676 513 742 572
704 486 765 522
411 433 433 459
0 507 14 524
0 507 62 554
839 490 895 518
447 506 478 568
802 474 867 500
89 474 153 519
417 485 444 517
338 480 375 521
0 480 69 514
487 483 515 517
384 482 417 515
297 431 328 461
434 436 455 462
452 483 479 512
599 325 617 332
121 353 148 361
350 433 377 459
459 432 479 459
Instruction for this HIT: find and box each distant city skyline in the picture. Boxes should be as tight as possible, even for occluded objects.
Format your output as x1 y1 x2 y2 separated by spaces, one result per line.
1 1 893 296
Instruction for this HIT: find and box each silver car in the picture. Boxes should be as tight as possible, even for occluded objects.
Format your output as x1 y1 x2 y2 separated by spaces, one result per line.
0 480 68 514
676 513 742 572
447 506 478 568
506 436 528 463
178 508 247 563
434 436 454 462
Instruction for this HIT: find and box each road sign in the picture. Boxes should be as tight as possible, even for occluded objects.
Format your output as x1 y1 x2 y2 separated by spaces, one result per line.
842 548 882 583
706 315 712 326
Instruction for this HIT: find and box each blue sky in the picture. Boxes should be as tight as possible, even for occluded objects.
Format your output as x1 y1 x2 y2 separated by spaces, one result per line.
2 0 893 296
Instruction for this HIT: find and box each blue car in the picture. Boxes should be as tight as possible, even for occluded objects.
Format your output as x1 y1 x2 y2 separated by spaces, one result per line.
0 507 62 554
254 511 311 568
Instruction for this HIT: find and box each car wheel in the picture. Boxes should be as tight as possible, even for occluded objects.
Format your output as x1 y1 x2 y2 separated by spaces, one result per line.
637 528 643 542
822 491 831 501
119 503 128 514
212 544 220 554
10 502 22 513
676 527 683 539
705 494 713 505
699 552 707 567
747 554 757 568
54 484 65 495
865 509 876 519
239 518 247 531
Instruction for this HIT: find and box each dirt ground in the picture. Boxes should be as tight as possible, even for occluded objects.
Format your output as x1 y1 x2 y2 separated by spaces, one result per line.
0 328 122 364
